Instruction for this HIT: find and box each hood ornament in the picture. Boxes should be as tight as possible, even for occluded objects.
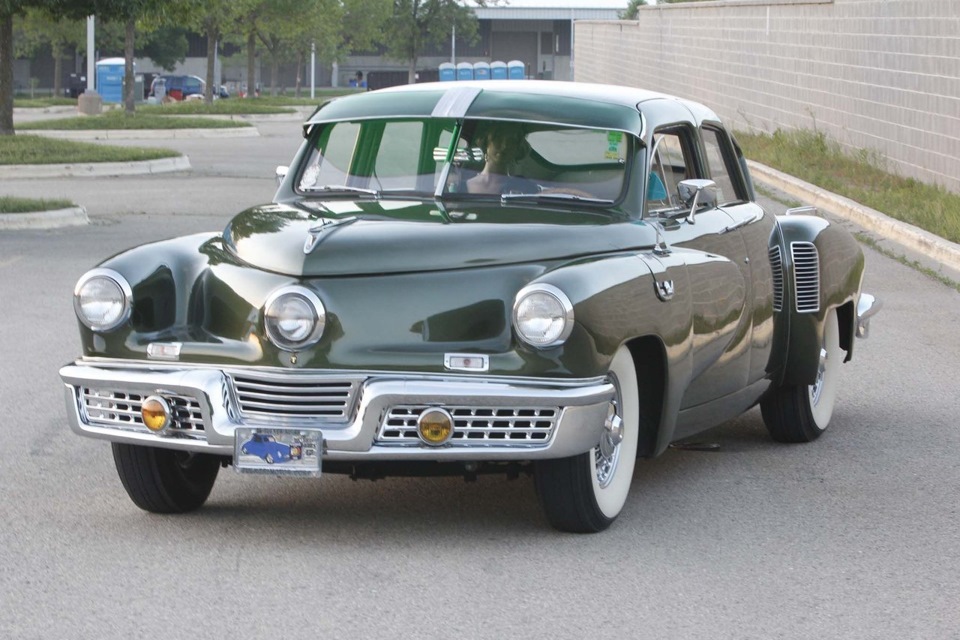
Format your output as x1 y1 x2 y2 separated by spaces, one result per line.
303 216 359 254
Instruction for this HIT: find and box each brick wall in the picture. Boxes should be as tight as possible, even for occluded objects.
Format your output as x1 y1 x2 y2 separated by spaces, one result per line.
575 0 960 193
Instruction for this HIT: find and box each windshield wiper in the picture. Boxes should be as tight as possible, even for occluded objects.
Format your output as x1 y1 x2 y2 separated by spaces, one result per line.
500 192 614 205
302 184 380 198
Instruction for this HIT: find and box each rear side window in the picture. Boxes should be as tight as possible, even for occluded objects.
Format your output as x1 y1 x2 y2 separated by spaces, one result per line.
701 126 745 206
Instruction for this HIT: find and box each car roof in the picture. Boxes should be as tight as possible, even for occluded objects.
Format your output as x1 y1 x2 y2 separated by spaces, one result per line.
306 80 720 136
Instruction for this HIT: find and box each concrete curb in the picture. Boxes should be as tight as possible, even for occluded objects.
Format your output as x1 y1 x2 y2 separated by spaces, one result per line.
0 206 89 230
748 160 960 275
12 105 77 115
0 155 191 179
20 127 258 140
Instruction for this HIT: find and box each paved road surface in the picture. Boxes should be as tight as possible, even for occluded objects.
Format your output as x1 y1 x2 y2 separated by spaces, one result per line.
0 116 958 639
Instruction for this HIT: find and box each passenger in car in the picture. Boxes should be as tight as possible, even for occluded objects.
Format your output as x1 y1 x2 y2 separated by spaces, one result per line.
467 124 535 194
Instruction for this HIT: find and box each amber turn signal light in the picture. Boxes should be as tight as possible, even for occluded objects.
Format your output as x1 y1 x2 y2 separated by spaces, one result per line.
141 395 171 433
417 408 453 446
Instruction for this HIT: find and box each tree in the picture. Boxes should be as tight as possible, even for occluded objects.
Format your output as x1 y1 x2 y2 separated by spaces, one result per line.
384 0 482 84
256 0 342 96
14 9 86 98
620 0 649 20
1 0 48 134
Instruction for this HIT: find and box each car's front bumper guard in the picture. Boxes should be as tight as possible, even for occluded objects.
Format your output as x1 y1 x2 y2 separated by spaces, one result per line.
60 362 614 461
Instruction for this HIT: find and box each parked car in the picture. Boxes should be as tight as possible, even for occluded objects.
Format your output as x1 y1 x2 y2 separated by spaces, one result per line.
60 80 879 532
240 433 302 464
149 74 229 101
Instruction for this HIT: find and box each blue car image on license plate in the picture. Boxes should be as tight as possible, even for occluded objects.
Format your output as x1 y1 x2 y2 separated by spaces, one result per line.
234 428 322 477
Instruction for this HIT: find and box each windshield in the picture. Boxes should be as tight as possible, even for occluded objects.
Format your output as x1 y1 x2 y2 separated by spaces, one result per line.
296 118 631 204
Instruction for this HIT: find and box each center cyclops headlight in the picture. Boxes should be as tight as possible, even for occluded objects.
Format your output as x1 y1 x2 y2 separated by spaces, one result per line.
73 268 133 332
513 283 574 348
264 285 326 351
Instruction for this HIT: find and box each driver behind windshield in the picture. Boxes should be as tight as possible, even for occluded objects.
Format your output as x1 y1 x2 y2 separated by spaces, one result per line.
466 123 535 195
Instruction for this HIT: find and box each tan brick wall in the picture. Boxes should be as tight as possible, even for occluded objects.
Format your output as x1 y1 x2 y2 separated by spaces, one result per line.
575 0 960 193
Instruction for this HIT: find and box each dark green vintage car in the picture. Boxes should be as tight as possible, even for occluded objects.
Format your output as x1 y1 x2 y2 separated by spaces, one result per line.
60 81 880 532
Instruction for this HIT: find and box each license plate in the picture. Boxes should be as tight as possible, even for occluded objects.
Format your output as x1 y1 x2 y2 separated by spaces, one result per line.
234 428 322 477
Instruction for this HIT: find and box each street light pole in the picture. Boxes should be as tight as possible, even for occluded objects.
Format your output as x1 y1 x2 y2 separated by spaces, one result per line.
86 16 95 92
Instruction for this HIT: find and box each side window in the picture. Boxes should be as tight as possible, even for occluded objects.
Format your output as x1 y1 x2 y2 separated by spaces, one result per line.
701 126 745 205
647 128 695 214
300 121 360 189
374 121 424 191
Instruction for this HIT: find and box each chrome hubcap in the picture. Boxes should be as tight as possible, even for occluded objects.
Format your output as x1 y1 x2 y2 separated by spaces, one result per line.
595 395 622 488
810 346 828 406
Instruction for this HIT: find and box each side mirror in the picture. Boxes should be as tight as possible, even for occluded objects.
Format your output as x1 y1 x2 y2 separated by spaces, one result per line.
275 165 288 186
677 179 718 224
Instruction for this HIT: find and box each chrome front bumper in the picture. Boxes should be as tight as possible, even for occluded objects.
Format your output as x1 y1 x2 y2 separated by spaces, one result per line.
60 360 614 461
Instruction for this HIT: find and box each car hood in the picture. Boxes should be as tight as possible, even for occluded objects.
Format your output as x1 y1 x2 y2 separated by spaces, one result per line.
222 200 657 277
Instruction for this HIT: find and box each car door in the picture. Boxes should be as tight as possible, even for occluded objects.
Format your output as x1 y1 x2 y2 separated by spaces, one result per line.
700 124 777 386
646 125 752 408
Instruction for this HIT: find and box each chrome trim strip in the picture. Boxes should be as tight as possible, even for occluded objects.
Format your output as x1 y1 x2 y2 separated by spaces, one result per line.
66 358 609 388
431 86 483 118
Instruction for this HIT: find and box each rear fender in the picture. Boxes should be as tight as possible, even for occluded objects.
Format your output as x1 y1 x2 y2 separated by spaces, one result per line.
774 215 864 387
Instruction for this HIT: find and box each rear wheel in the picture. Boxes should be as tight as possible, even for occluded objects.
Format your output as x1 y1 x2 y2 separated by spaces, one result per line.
534 346 641 533
112 444 220 513
761 308 843 442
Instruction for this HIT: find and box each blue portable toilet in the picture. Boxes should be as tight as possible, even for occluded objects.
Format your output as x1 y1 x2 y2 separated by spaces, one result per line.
96 57 129 103
473 62 490 80
490 61 507 80
507 60 525 80
456 62 474 81
439 62 456 82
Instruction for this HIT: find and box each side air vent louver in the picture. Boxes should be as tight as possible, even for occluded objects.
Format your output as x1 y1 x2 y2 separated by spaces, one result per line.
769 245 784 312
791 242 820 313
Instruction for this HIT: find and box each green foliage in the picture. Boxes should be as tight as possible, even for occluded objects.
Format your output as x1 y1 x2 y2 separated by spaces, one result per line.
0 134 179 163
0 196 74 213
738 128 960 244
138 100 294 114
384 0 479 72
620 0 649 19
139 25 189 71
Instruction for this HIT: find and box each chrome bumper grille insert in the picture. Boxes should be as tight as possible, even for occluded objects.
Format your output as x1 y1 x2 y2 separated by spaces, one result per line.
227 372 362 423
377 406 559 446
79 387 205 438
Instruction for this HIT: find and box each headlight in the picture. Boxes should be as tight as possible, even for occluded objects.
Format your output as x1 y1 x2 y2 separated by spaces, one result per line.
513 283 574 348
73 269 132 332
264 286 326 350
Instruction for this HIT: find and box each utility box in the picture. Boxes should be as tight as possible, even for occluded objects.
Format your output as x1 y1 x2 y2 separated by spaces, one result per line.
96 58 134 104
456 62 474 81
473 62 490 80
507 60 525 80
439 63 456 82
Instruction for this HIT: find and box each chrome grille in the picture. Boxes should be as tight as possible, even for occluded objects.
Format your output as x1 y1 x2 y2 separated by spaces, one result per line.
378 406 559 446
79 388 205 436
228 372 361 423
791 242 820 313
769 245 784 312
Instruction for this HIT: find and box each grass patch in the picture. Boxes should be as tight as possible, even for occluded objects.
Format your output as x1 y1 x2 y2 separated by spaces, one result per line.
14 97 77 108
737 129 960 244
0 196 75 213
0 135 179 164
139 100 294 116
18 110 252 130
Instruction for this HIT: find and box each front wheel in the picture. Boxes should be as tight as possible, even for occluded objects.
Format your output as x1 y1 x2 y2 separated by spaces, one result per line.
112 444 220 513
761 308 843 442
534 346 641 533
